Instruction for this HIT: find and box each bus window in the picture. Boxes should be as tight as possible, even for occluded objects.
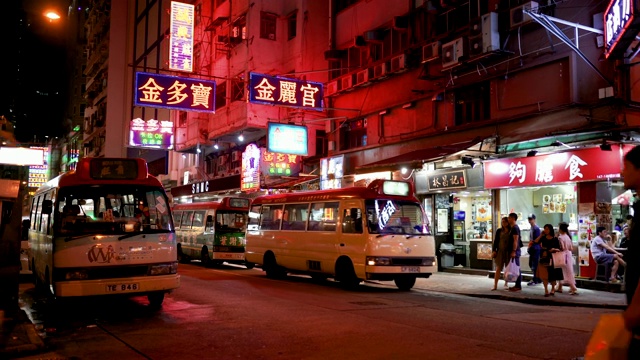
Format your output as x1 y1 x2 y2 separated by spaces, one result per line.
260 205 283 230
365 199 425 234
248 205 261 231
181 211 194 229
342 208 363 234
173 211 183 228
192 211 206 227
282 203 309 230
308 202 339 232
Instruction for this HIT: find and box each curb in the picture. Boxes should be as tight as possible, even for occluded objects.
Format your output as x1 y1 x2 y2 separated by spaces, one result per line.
458 292 628 310
0 309 46 358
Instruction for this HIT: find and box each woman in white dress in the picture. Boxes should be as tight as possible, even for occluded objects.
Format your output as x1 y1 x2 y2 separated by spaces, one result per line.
556 222 578 295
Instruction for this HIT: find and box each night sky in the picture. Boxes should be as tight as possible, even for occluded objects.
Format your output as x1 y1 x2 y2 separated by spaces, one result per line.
0 0 71 144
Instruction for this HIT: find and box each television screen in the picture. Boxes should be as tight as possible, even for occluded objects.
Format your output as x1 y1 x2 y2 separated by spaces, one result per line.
454 211 465 221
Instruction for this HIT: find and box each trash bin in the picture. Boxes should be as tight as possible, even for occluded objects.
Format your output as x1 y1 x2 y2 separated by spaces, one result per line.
440 243 456 267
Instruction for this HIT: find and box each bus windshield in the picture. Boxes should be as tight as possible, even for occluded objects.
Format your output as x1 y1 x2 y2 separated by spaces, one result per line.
215 210 248 233
55 185 173 236
365 199 427 235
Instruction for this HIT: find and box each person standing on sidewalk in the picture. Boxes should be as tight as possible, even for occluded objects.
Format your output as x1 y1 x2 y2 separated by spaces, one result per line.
621 145 640 358
507 212 523 291
530 224 563 297
492 217 511 290
556 222 578 295
527 214 542 286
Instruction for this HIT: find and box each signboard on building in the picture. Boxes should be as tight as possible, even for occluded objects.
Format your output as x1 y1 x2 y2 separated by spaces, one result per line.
267 123 308 156
249 72 324 111
28 146 49 188
0 147 44 166
134 72 216 113
604 0 640 58
169 1 194 72
426 170 467 191
320 155 344 190
260 148 301 176
241 144 261 192
0 179 20 198
483 146 623 189
129 118 175 150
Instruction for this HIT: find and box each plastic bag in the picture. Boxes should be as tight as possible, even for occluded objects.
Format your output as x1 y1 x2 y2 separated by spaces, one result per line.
504 259 519 283
552 251 566 268
585 314 631 360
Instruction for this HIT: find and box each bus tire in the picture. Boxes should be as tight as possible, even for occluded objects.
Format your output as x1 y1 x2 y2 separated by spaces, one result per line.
245 262 255 269
177 245 189 263
335 258 360 289
148 292 165 307
201 247 211 267
31 259 38 286
263 252 285 279
394 276 416 291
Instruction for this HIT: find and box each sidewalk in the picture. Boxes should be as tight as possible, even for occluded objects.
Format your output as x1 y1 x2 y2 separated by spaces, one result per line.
0 271 628 359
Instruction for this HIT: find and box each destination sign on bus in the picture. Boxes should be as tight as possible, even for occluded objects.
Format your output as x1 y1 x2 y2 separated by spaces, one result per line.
228 198 250 208
89 159 140 180
382 181 410 196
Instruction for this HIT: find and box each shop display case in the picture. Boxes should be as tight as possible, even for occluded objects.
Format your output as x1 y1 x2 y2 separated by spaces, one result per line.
453 219 466 245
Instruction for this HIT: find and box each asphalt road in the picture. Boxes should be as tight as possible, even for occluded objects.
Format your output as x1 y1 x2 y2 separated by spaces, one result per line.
17 262 615 360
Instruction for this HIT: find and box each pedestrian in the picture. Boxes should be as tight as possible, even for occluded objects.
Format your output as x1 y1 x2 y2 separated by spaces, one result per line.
621 226 631 249
527 214 542 286
621 145 640 358
591 226 626 283
556 222 578 295
507 213 523 292
530 224 563 297
491 216 511 290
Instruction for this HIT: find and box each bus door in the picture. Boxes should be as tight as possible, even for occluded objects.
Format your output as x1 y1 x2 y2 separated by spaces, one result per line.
339 201 365 260
306 201 340 272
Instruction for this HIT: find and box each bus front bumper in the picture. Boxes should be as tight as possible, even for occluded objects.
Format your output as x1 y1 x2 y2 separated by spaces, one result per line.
54 274 180 297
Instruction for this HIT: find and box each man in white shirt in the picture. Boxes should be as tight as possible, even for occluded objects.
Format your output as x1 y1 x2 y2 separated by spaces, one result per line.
591 226 626 283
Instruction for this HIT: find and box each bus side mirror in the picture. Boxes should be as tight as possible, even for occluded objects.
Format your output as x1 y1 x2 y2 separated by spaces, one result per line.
42 200 53 215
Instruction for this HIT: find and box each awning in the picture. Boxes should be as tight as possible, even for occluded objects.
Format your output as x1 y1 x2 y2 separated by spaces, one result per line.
356 137 486 173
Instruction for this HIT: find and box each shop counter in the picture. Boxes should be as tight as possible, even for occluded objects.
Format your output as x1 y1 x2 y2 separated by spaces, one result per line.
469 239 493 270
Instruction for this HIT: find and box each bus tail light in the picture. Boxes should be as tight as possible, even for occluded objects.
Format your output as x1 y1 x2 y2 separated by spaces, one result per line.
65 270 89 280
367 257 391 266
149 262 178 275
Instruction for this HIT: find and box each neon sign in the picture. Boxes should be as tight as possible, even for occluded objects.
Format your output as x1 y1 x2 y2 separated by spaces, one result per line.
169 1 194 72
134 72 216 113
249 72 324 111
28 146 49 188
267 123 308 156
604 0 636 58
260 148 301 176
241 144 261 192
129 118 175 150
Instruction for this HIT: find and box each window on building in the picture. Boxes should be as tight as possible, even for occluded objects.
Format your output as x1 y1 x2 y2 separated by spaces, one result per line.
215 82 227 110
260 12 277 40
287 10 297 40
231 76 244 102
454 82 490 126
339 118 367 150
315 130 327 156
230 15 246 46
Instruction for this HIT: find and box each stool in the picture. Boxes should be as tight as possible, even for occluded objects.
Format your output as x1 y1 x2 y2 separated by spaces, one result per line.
595 262 611 282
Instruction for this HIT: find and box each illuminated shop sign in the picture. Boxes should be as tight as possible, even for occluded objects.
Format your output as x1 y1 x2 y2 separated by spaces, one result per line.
0 147 44 166
241 144 261 192
249 72 324 111
129 118 175 150
427 170 467 191
169 1 194 72
260 148 301 176
134 72 216 113
267 123 308 156
483 145 623 189
28 146 49 188
320 155 344 190
604 0 639 58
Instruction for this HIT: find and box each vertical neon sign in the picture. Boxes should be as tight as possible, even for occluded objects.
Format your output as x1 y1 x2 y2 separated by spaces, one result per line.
169 2 194 72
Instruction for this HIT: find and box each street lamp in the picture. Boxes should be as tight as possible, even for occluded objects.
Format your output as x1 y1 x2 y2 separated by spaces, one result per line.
44 10 61 22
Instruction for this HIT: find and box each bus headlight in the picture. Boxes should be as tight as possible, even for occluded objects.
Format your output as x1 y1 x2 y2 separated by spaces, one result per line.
149 262 178 275
65 270 89 280
366 257 391 266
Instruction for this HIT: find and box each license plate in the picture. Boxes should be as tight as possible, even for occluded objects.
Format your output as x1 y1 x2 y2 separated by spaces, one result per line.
217 253 244 260
106 283 140 292
401 266 420 273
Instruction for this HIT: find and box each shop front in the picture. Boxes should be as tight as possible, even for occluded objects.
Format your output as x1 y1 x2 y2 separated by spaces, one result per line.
483 145 628 278
415 165 494 270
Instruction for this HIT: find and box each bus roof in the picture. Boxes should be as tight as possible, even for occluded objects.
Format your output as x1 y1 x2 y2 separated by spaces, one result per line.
173 197 250 211
34 157 163 194
251 180 419 205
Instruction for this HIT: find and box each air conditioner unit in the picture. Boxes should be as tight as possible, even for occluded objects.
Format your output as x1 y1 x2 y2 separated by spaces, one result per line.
481 12 500 52
470 17 482 36
469 35 483 57
393 16 409 30
355 68 372 86
340 74 354 92
441 37 466 68
422 41 441 63
510 1 539 28
372 62 388 79
363 30 382 43
390 54 407 73
326 80 339 96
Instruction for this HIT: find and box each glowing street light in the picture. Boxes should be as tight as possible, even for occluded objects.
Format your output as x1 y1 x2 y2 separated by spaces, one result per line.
44 11 61 22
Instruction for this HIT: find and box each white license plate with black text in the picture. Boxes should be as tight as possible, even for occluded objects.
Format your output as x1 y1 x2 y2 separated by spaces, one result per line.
106 283 140 292
401 266 420 273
